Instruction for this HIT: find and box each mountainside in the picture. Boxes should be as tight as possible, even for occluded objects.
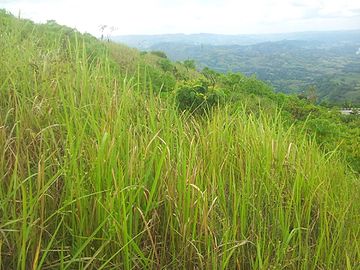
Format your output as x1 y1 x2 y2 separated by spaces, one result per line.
1 10 360 269
112 30 360 48
114 31 360 105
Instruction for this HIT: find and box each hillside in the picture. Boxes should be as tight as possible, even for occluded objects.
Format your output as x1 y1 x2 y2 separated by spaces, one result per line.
114 31 360 105
1 10 360 269
112 30 360 49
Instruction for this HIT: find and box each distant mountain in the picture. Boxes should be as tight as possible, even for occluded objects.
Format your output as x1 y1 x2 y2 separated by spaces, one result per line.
112 30 360 49
112 30 360 105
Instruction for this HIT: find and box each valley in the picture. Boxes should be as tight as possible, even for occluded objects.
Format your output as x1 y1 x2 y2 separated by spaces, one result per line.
114 31 360 105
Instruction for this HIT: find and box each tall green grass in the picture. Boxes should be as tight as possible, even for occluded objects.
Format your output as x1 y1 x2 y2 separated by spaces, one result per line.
0 11 359 269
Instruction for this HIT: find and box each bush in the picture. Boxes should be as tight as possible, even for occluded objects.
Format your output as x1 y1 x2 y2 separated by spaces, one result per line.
183 59 196 70
306 118 341 142
158 58 173 72
145 66 176 92
176 81 224 113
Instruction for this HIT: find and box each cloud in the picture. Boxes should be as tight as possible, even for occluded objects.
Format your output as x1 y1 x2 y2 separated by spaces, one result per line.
1 0 360 35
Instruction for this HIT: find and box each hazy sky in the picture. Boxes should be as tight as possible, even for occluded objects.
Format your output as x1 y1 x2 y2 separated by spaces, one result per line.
2 0 360 36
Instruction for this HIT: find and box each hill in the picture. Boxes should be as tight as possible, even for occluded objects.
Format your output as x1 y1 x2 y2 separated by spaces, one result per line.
114 31 360 105
1 10 359 269
112 30 360 48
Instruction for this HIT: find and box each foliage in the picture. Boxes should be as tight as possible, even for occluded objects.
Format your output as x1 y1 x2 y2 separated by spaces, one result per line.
202 67 219 87
306 118 341 142
175 81 224 112
144 65 177 92
145 40 360 106
183 59 196 70
157 58 173 72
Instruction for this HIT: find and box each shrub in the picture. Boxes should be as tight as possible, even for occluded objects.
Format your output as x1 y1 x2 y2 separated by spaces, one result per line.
145 66 176 92
306 118 341 143
183 59 196 70
158 58 173 72
176 81 224 113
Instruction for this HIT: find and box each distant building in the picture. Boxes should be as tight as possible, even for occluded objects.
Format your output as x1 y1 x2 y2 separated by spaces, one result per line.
340 108 360 115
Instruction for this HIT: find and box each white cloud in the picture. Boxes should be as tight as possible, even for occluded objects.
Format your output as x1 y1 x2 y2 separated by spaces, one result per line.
1 0 360 35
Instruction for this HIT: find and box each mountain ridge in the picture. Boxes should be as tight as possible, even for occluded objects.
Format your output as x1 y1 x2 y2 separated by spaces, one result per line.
112 29 360 48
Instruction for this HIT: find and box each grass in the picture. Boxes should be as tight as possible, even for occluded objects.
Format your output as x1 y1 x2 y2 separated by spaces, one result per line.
0 11 360 269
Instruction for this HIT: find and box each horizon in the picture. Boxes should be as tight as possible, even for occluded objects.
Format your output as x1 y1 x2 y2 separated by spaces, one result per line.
112 28 360 37
2 0 360 37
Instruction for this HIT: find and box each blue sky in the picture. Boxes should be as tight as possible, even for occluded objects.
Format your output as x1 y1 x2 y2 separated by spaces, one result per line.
2 0 360 36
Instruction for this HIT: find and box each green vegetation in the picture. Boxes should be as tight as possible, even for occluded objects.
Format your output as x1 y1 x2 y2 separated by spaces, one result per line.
144 40 360 106
175 81 224 112
0 10 359 269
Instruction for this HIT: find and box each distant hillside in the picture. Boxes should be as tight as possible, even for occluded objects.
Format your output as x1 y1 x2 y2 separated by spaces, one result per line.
113 31 360 105
149 40 360 105
112 30 360 49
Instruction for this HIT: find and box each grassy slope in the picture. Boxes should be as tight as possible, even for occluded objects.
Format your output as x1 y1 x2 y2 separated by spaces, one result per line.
0 11 359 269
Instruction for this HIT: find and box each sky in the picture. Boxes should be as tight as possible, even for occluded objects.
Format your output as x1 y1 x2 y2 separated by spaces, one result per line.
1 0 360 36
